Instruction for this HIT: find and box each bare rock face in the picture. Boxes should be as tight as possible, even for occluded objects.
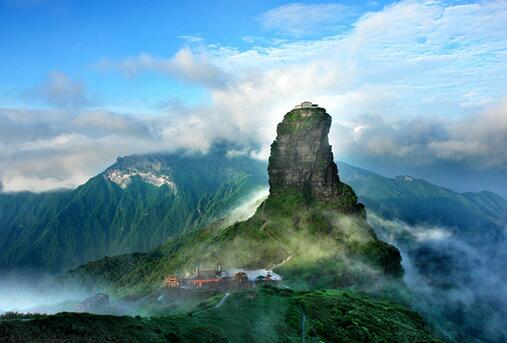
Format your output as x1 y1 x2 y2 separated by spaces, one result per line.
268 105 360 212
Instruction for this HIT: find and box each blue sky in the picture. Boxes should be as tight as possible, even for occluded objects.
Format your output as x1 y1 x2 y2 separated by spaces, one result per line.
0 0 507 195
0 0 385 110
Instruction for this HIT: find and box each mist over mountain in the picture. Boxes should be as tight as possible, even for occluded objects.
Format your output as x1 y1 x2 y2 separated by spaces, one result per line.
0 151 266 273
65 105 402 294
1 120 506 341
339 163 507 342
340 162 507 241
369 212 507 342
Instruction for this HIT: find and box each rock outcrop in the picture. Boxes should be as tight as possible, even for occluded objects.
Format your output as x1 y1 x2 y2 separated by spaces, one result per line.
268 104 361 213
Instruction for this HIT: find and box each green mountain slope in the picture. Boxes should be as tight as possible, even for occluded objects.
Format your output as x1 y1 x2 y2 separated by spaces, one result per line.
338 162 507 242
0 287 442 343
0 151 267 273
339 162 507 343
67 188 401 295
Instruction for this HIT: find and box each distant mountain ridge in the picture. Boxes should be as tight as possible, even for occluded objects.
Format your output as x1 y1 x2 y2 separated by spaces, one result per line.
0 152 267 273
338 162 507 243
337 162 507 342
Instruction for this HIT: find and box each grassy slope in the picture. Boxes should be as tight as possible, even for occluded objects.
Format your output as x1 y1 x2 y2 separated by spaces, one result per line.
68 188 402 297
0 286 442 343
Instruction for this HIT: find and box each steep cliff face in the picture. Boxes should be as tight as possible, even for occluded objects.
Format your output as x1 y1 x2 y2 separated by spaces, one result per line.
269 106 361 213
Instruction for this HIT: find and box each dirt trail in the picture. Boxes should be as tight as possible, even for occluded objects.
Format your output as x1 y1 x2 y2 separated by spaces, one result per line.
271 254 293 270
214 292 230 309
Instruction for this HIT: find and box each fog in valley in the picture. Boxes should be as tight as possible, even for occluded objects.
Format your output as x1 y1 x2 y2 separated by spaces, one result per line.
369 212 507 342
0 272 89 314
0 189 270 316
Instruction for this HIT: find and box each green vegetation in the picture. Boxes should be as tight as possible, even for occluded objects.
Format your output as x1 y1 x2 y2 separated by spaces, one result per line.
67 185 401 297
0 151 267 273
0 286 442 343
338 162 507 242
295 288 441 342
276 108 328 135
2 155 504 275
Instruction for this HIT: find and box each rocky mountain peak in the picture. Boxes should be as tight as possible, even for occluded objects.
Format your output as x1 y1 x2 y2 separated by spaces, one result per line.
104 155 177 192
268 104 359 211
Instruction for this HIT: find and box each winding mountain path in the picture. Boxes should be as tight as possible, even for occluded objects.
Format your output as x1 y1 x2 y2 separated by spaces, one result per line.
214 292 230 309
271 254 293 270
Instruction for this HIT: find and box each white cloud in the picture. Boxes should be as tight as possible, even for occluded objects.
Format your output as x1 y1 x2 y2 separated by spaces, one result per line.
115 48 229 88
258 3 353 36
331 97 507 169
198 0 507 165
368 212 453 243
24 71 91 108
0 101 271 192
0 108 161 192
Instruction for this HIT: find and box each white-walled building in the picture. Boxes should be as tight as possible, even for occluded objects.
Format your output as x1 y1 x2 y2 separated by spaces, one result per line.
294 101 319 109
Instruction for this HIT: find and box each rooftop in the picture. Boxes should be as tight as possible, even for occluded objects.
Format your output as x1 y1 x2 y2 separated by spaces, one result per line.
193 269 220 279
294 101 319 109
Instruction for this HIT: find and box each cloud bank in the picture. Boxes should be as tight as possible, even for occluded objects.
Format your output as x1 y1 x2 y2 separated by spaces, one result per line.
2 0 507 193
368 212 507 341
102 48 229 88
24 72 91 108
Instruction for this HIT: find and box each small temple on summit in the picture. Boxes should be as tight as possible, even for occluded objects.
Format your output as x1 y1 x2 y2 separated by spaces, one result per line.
294 101 320 109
